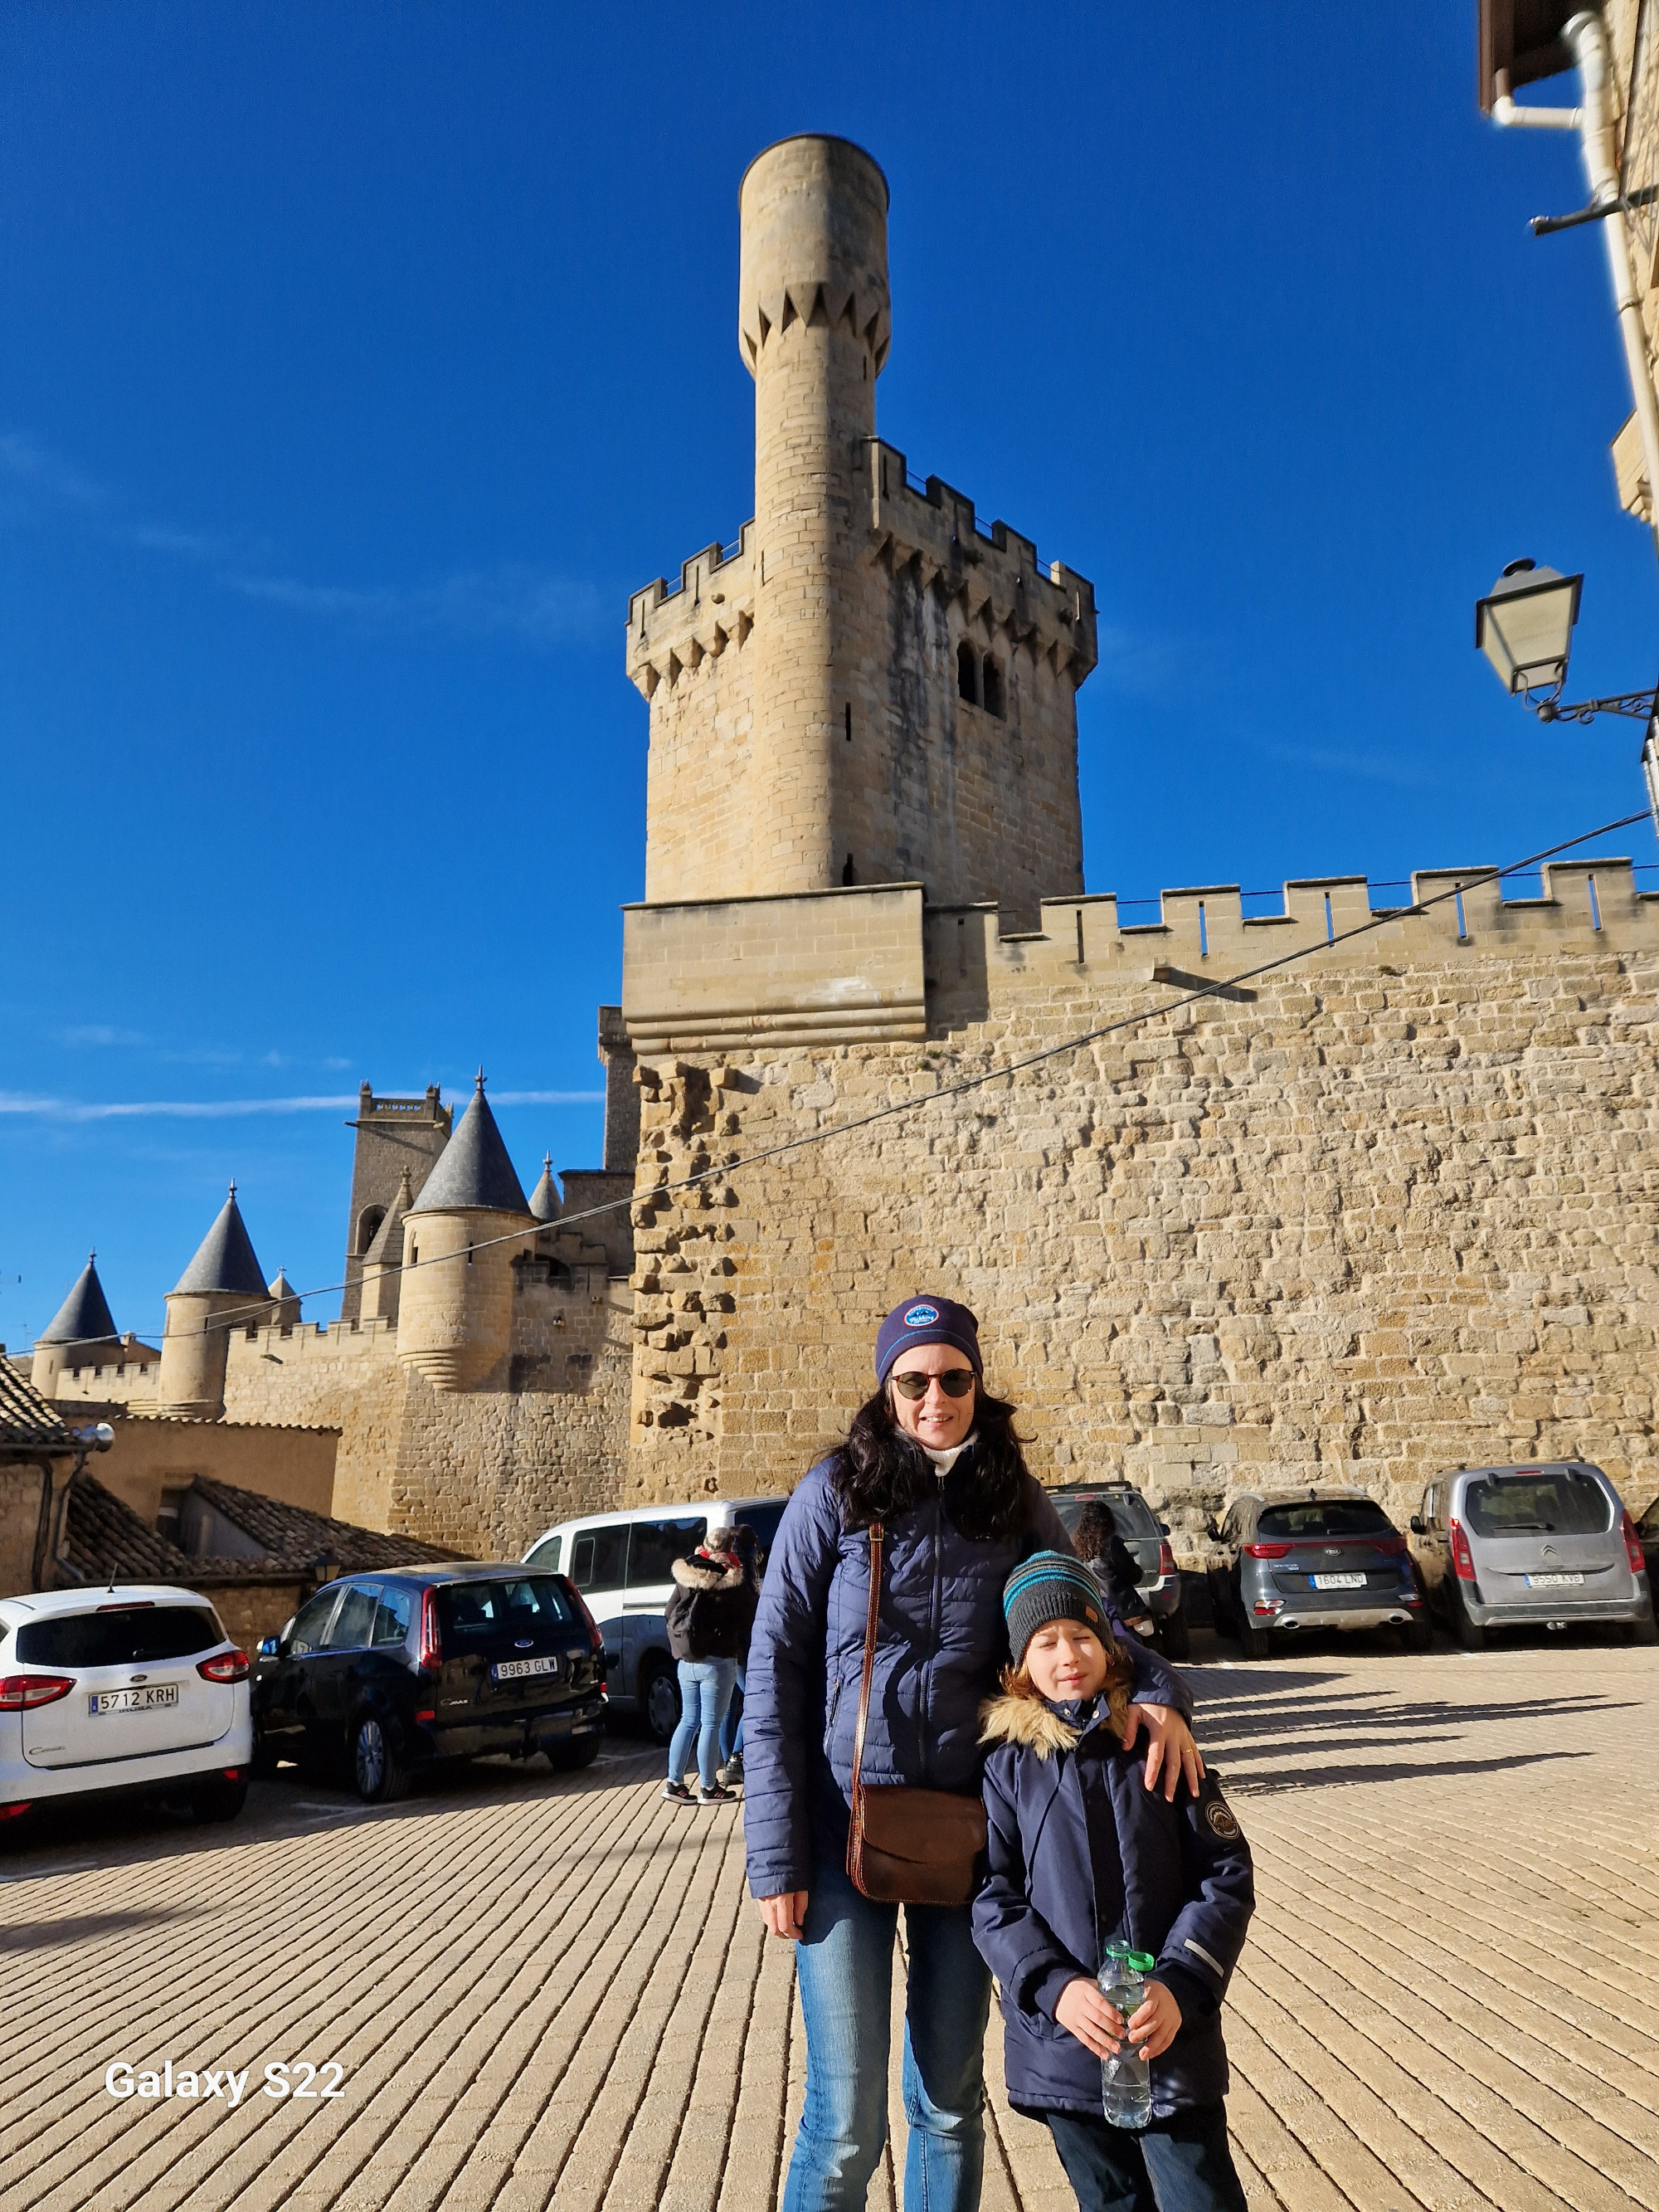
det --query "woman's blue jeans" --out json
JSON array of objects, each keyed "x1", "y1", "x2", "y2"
[
  {"x1": 667, "y1": 1658, "x2": 737, "y2": 1790},
  {"x1": 782, "y1": 1857, "x2": 991, "y2": 2212},
  {"x1": 720, "y1": 1664, "x2": 746, "y2": 1762}
]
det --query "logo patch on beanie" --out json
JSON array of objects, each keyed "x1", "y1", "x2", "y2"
[
  {"x1": 903, "y1": 1303, "x2": 940, "y2": 1327},
  {"x1": 1204, "y1": 1798, "x2": 1241, "y2": 1841}
]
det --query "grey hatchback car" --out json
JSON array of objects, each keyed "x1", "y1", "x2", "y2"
[
  {"x1": 1208, "y1": 1488, "x2": 1428, "y2": 1658},
  {"x1": 1409, "y1": 1461, "x2": 1657, "y2": 1649}
]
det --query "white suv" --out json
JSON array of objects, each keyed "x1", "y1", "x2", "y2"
[{"x1": 0, "y1": 1585, "x2": 254, "y2": 1828}]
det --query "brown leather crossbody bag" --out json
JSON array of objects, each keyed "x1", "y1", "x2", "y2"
[{"x1": 844, "y1": 1520, "x2": 988, "y2": 1907}]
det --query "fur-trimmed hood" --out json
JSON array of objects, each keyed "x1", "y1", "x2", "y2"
[
  {"x1": 672, "y1": 1550, "x2": 745, "y2": 1592},
  {"x1": 978, "y1": 1691, "x2": 1083, "y2": 1758}
]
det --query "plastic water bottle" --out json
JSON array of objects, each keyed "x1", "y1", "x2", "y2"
[{"x1": 1098, "y1": 1941, "x2": 1155, "y2": 2129}]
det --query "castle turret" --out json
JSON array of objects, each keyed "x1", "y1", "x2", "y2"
[
  {"x1": 741, "y1": 134, "x2": 890, "y2": 895},
  {"x1": 32, "y1": 1252, "x2": 120, "y2": 1400},
  {"x1": 528, "y1": 1154, "x2": 562, "y2": 1223},
  {"x1": 359, "y1": 1168, "x2": 413, "y2": 1324},
  {"x1": 156, "y1": 1184, "x2": 269, "y2": 1418},
  {"x1": 267, "y1": 1268, "x2": 302, "y2": 1332},
  {"x1": 397, "y1": 1075, "x2": 533, "y2": 1391}
]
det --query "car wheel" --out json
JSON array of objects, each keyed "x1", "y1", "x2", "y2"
[
  {"x1": 191, "y1": 1777, "x2": 247, "y2": 1823},
  {"x1": 1628, "y1": 1611, "x2": 1659, "y2": 1647},
  {"x1": 547, "y1": 1733, "x2": 602, "y2": 1771},
  {"x1": 353, "y1": 1716, "x2": 409, "y2": 1804},
  {"x1": 1238, "y1": 1620, "x2": 1272, "y2": 1660},
  {"x1": 1156, "y1": 1608, "x2": 1191, "y2": 1662},
  {"x1": 1453, "y1": 1589, "x2": 1486, "y2": 1651},
  {"x1": 640, "y1": 1661, "x2": 682, "y2": 1747}
]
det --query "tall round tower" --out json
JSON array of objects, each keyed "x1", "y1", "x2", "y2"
[
  {"x1": 739, "y1": 134, "x2": 890, "y2": 894},
  {"x1": 397, "y1": 1076, "x2": 533, "y2": 1391},
  {"x1": 156, "y1": 1184, "x2": 270, "y2": 1418}
]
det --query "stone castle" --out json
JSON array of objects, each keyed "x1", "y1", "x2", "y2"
[{"x1": 17, "y1": 132, "x2": 1659, "y2": 1557}]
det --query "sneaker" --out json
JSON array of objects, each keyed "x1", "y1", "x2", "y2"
[
  {"x1": 721, "y1": 1752, "x2": 744, "y2": 1786},
  {"x1": 663, "y1": 1780, "x2": 695, "y2": 1805},
  {"x1": 698, "y1": 1783, "x2": 737, "y2": 1805}
]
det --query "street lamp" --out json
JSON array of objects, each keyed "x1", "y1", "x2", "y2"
[{"x1": 1476, "y1": 558, "x2": 1659, "y2": 832}]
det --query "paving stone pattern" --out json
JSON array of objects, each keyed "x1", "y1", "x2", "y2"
[{"x1": 0, "y1": 1642, "x2": 1653, "y2": 2210}]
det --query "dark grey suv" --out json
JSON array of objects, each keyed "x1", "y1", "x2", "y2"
[{"x1": 1208, "y1": 1489, "x2": 1428, "y2": 1658}]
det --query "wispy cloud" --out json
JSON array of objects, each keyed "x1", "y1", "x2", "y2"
[
  {"x1": 0, "y1": 1088, "x2": 604, "y2": 1123},
  {"x1": 1258, "y1": 738, "x2": 1438, "y2": 791},
  {"x1": 60, "y1": 1024, "x2": 148, "y2": 1049},
  {"x1": 0, "y1": 423, "x2": 607, "y2": 650}
]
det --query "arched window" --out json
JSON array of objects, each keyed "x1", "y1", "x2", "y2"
[
  {"x1": 842, "y1": 853, "x2": 857, "y2": 886},
  {"x1": 357, "y1": 1206, "x2": 386, "y2": 1256},
  {"x1": 982, "y1": 656, "x2": 1005, "y2": 719},
  {"x1": 956, "y1": 641, "x2": 979, "y2": 704}
]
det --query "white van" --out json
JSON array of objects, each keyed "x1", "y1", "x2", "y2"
[{"x1": 523, "y1": 1497, "x2": 788, "y2": 1742}]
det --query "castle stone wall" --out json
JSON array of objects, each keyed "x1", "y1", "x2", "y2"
[{"x1": 624, "y1": 859, "x2": 1659, "y2": 1544}]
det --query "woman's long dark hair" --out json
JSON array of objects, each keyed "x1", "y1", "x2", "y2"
[{"x1": 830, "y1": 1381, "x2": 1033, "y2": 1542}]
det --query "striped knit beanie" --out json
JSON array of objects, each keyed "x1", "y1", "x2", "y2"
[{"x1": 1003, "y1": 1551, "x2": 1109, "y2": 1664}]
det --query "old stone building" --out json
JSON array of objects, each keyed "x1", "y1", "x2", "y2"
[{"x1": 16, "y1": 124, "x2": 1659, "y2": 1561}]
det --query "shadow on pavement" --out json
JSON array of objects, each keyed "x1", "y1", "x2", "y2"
[
  {"x1": 1229, "y1": 1746, "x2": 1597, "y2": 1795},
  {"x1": 0, "y1": 1906, "x2": 196, "y2": 1951}
]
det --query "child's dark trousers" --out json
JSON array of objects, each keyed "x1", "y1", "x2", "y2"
[{"x1": 1044, "y1": 2104, "x2": 1248, "y2": 2212}]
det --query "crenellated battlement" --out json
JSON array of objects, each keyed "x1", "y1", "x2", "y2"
[
  {"x1": 627, "y1": 524, "x2": 755, "y2": 701},
  {"x1": 867, "y1": 441, "x2": 1097, "y2": 685}
]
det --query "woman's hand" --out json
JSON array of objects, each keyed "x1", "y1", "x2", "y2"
[
  {"x1": 1120, "y1": 1702, "x2": 1204, "y2": 1800},
  {"x1": 1054, "y1": 1976, "x2": 1125, "y2": 2058},
  {"x1": 1126, "y1": 1978, "x2": 1182, "y2": 2059},
  {"x1": 758, "y1": 1891, "x2": 809, "y2": 1940}
]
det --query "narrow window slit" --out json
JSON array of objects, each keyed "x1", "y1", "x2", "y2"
[
  {"x1": 1324, "y1": 892, "x2": 1334, "y2": 944},
  {"x1": 1076, "y1": 909, "x2": 1085, "y2": 965},
  {"x1": 1588, "y1": 873, "x2": 1603, "y2": 931},
  {"x1": 1199, "y1": 901, "x2": 1209, "y2": 959},
  {"x1": 1454, "y1": 885, "x2": 1468, "y2": 942}
]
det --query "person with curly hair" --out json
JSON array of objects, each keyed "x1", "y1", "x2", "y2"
[{"x1": 743, "y1": 1296, "x2": 1204, "y2": 2212}]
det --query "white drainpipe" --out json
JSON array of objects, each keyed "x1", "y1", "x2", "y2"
[{"x1": 1494, "y1": 9, "x2": 1659, "y2": 535}]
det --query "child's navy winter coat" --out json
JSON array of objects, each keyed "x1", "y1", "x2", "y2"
[{"x1": 972, "y1": 1684, "x2": 1254, "y2": 2122}]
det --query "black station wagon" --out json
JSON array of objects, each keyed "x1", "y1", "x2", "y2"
[{"x1": 252, "y1": 1564, "x2": 607, "y2": 1801}]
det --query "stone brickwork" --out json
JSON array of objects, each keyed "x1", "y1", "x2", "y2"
[{"x1": 625, "y1": 858, "x2": 1659, "y2": 1543}]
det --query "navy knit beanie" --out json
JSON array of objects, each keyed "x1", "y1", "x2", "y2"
[
  {"x1": 1003, "y1": 1552, "x2": 1111, "y2": 1665},
  {"x1": 874, "y1": 1297, "x2": 983, "y2": 1386}
]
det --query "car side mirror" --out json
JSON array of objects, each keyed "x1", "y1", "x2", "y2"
[
  {"x1": 1408, "y1": 1516, "x2": 1425, "y2": 1537},
  {"x1": 258, "y1": 1635, "x2": 280, "y2": 1659}
]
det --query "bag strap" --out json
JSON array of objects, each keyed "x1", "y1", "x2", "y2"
[{"x1": 849, "y1": 1521, "x2": 883, "y2": 1809}]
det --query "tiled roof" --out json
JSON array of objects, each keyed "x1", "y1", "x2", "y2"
[
  {"x1": 410, "y1": 1077, "x2": 530, "y2": 1217},
  {"x1": 0, "y1": 1364, "x2": 77, "y2": 1456},
  {"x1": 173, "y1": 1185, "x2": 269, "y2": 1298},
  {"x1": 56, "y1": 1472, "x2": 472, "y2": 1589},
  {"x1": 37, "y1": 1254, "x2": 119, "y2": 1348}
]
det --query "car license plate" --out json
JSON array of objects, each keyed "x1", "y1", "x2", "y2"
[
  {"x1": 90, "y1": 1685, "x2": 179, "y2": 1714},
  {"x1": 492, "y1": 1657, "x2": 559, "y2": 1681},
  {"x1": 1311, "y1": 1573, "x2": 1367, "y2": 1591},
  {"x1": 1525, "y1": 1571, "x2": 1585, "y2": 1588}
]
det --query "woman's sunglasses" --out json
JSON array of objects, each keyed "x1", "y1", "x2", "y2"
[{"x1": 890, "y1": 1369, "x2": 976, "y2": 1401}]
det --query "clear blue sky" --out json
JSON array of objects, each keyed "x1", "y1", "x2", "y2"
[{"x1": 2, "y1": 3, "x2": 1651, "y2": 1347}]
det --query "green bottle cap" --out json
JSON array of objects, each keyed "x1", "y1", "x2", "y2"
[{"x1": 1100, "y1": 1941, "x2": 1156, "y2": 1976}]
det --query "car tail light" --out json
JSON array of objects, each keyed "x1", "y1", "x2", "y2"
[
  {"x1": 1621, "y1": 1509, "x2": 1646, "y2": 1574},
  {"x1": 1157, "y1": 1542, "x2": 1176, "y2": 1577},
  {"x1": 197, "y1": 1649, "x2": 251, "y2": 1683},
  {"x1": 417, "y1": 1587, "x2": 443, "y2": 1674},
  {"x1": 1243, "y1": 1542, "x2": 1292, "y2": 1559},
  {"x1": 1449, "y1": 1519, "x2": 1477, "y2": 1582},
  {"x1": 221, "y1": 1767, "x2": 246, "y2": 1782},
  {"x1": 414, "y1": 1708, "x2": 435, "y2": 1724},
  {"x1": 0, "y1": 1802, "x2": 31, "y2": 1821},
  {"x1": 1373, "y1": 1533, "x2": 1408, "y2": 1557},
  {"x1": 0, "y1": 1674, "x2": 75, "y2": 1710}
]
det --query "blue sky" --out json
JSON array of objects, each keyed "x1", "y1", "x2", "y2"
[{"x1": 2, "y1": 3, "x2": 1652, "y2": 1347}]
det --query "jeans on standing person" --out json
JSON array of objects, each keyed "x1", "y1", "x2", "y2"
[
  {"x1": 781, "y1": 1857, "x2": 991, "y2": 2212},
  {"x1": 720, "y1": 1664, "x2": 746, "y2": 1764},
  {"x1": 668, "y1": 1657, "x2": 737, "y2": 1790},
  {"x1": 1045, "y1": 2107, "x2": 1248, "y2": 2212}
]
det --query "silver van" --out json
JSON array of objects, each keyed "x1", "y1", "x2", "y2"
[
  {"x1": 522, "y1": 1497, "x2": 788, "y2": 1742},
  {"x1": 1410, "y1": 1461, "x2": 1657, "y2": 1649}
]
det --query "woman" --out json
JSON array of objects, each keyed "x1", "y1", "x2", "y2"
[
  {"x1": 718, "y1": 1521, "x2": 762, "y2": 1789},
  {"x1": 664, "y1": 1510, "x2": 755, "y2": 1807},
  {"x1": 744, "y1": 1296, "x2": 1202, "y2": 2212}
]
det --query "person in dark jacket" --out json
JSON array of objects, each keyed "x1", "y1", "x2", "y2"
[
  {"x1": 718, "y1": 1521, "x2": 763, "y2": 1788},
  {"x1": 974, "y1": 1553, "x2": 1254, "y2": 2212},
  {"x1": 664, "y1": 1508, "x2": 757, "y2": 1806},
  {"x1": 1073, "y1": 1501, "x2": 1155, "y2": 1643},
  {"x1": 744, "y1": 1296, "x2": 1204, "y2": 2212}
]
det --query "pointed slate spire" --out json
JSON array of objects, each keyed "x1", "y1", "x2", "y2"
[
  {"x1": 267, "y1": 1268, "x2": 302, "y2": 1328},
  {"x1": 38, "y1": 1252, "x2": 119, "y2": 1349},
  {"x1": 408, "y1": 1074, "x2": 530, "y2": 1216},
  {"x1": 528, "y1": 1152, "x2": 562, "y2": 1223},
  {"x1": 172, "y1": 1182, "x2": 270, "y2": 1298}
]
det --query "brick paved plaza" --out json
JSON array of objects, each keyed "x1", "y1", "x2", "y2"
[{"x1": 2, "y1": 1635, "x2": 1655, "y2": 2212}]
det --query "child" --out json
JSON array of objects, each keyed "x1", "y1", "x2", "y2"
[{"x1": 972, "y1": 1552, "x2": 1253, "y2": 2212}]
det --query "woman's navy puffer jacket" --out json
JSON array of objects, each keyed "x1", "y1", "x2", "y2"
[{"x1": 742, "y1": 1447, "x2": 1192, "y2": 1902}]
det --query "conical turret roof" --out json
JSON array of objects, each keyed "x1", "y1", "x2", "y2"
[
  {"x1": 362, "y1": 1171, "x2": 413, "y2": 1265},
  {"x1": 268, "y1": 1267, "x2": 298, "y2": 1300},
  {"x1": 172, "y1": 1183, "x2": 269, "y2": 1298},
  {"x1": 409, "y1": 1074, "x2": 530, "y2": 1217},
  {"x1": 528, "y1": 1153, "x2": 562, "y2": 1223},
  {"x1": 38, "y1": 1253, "x2": 119, "y2": 1347}
]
